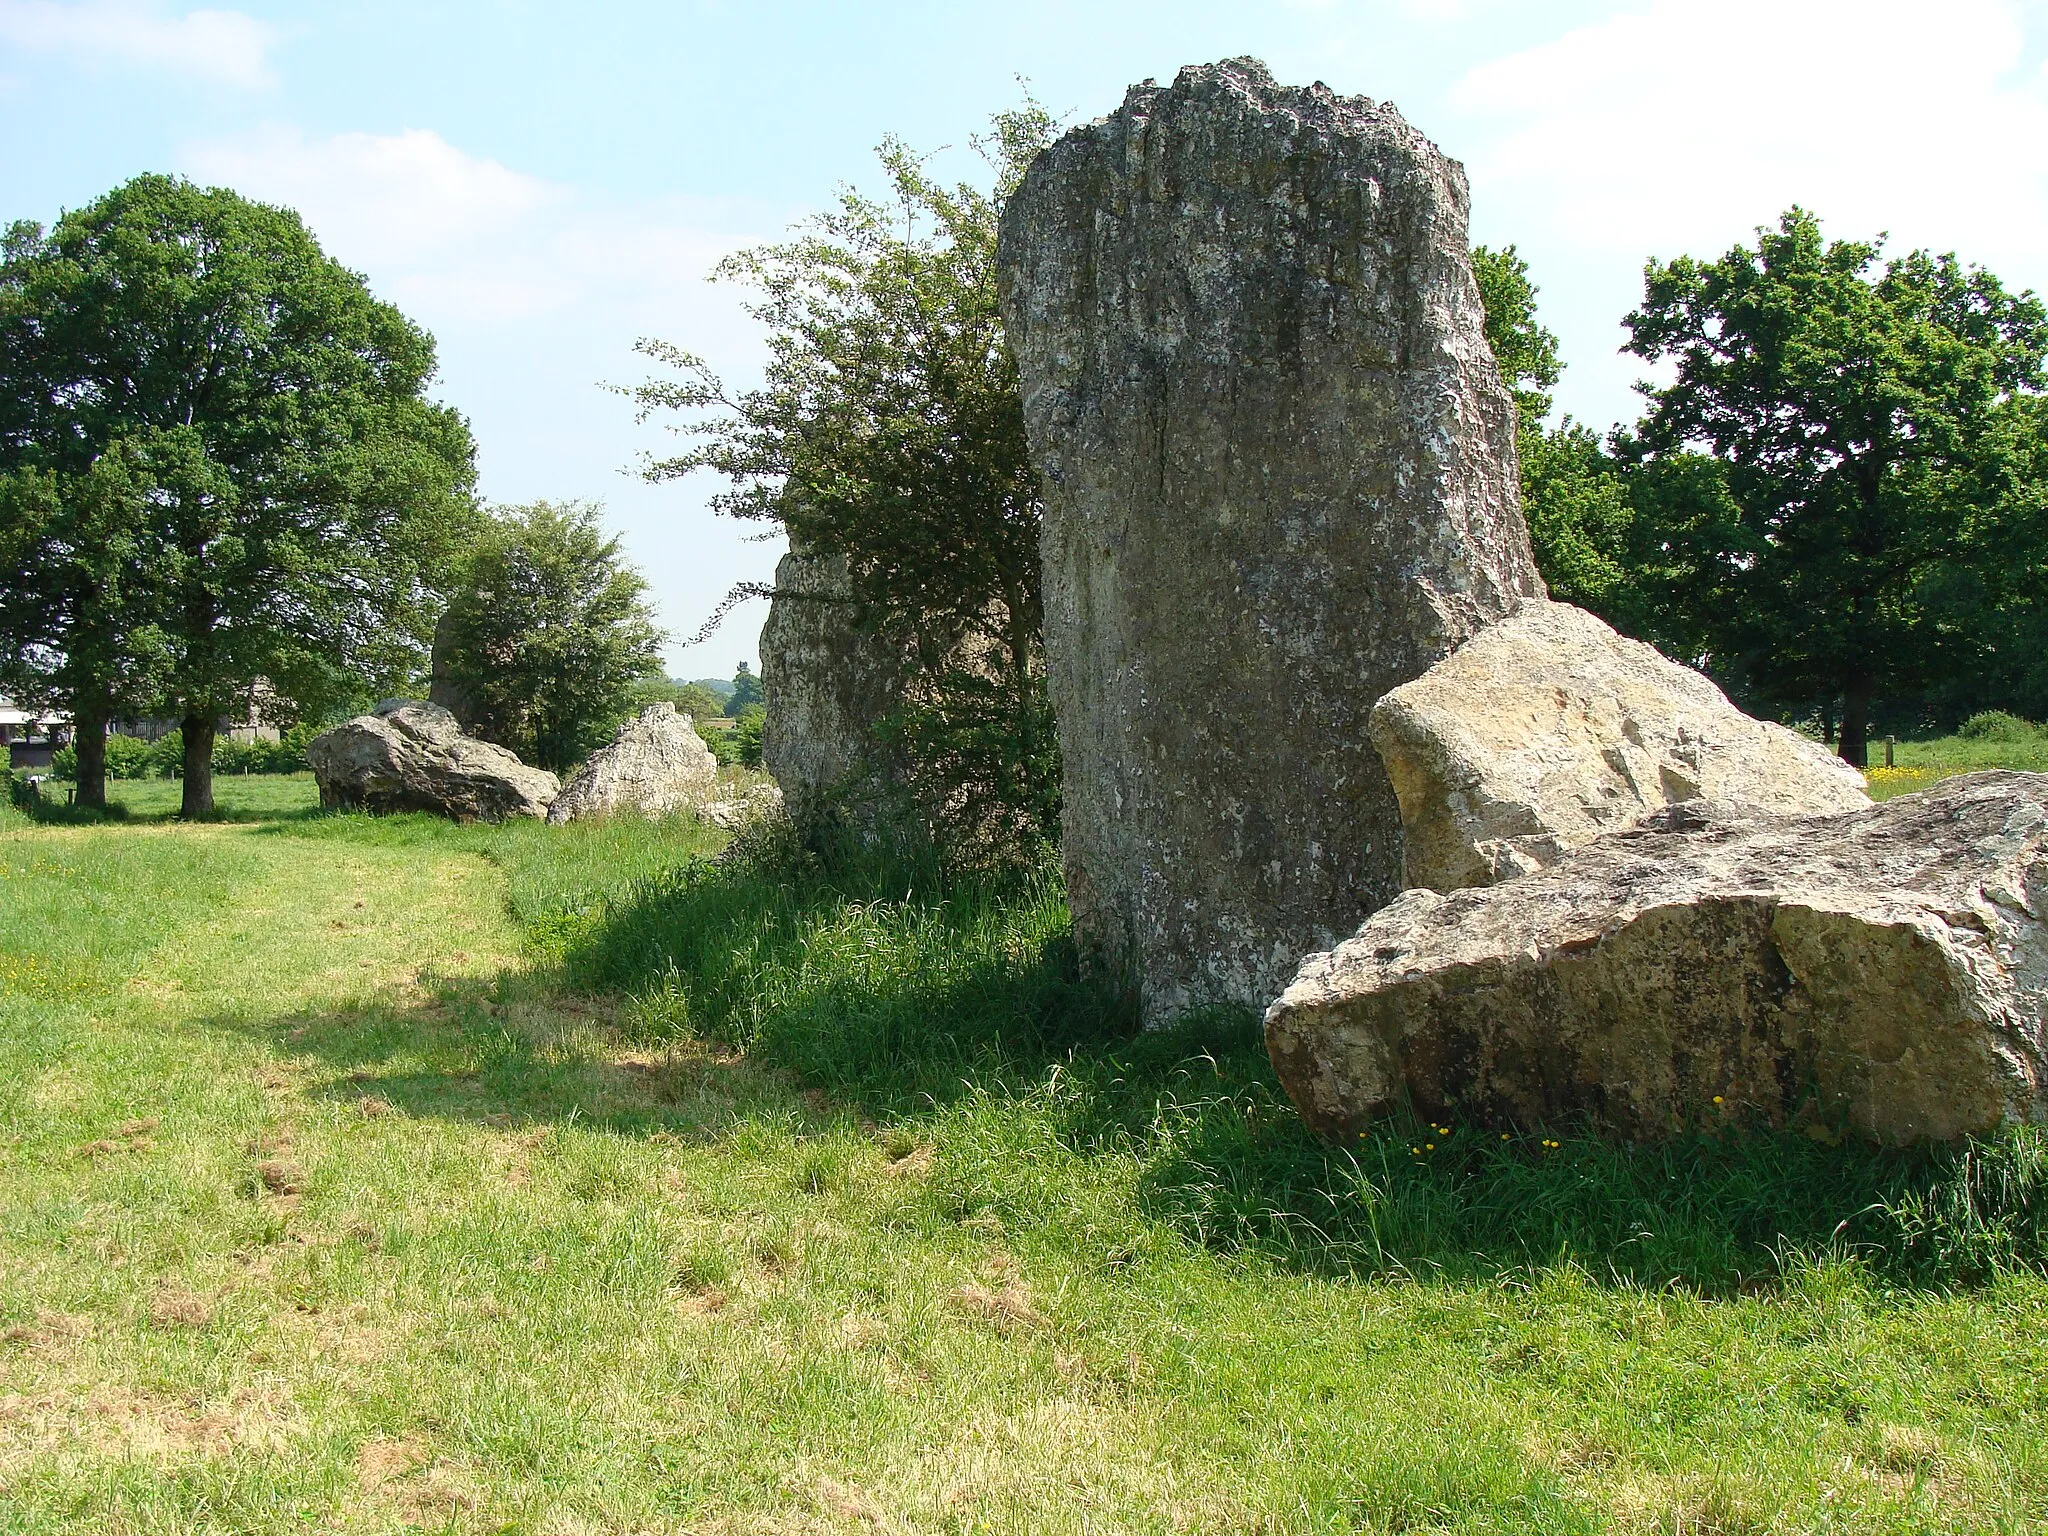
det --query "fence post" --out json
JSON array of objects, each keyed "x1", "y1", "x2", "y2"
[{"x1": 1884, "y1": 735, "x2": 1895, "y2": 769}]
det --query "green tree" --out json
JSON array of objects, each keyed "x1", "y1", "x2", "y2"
[
  {"x1": 624, "y1": 106, "x2": 1060, "y2": 859},
  {"x1": 724, "y1": 662, "x2": 763, "y2": 716},
  {"x1": 731, "y1": 701, "x2": 765, "y2": 768},
  {"x1": 435, "y1": 501, "x2": 664, "y2": 773},
  {"x1": 0, "y1": 174, "x2": 479, "y2": 816},
  {"x1": 1624, "y1": 208, "x2": 2048, "y2": 764},
  {"x1": 1471, "y1": 243, "x2": 1560, "y2": 425},
  {"x1": 1470, "y1": 245, "x2": 1638, "y2": 619},
  {"x1": 0, "y1": 441, "x2": 174, "y2": 806},
  {"x1": 632, "y1": 673, "x2": 726, "y2": 724}
]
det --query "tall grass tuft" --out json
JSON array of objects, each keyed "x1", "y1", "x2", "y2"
[{"x1": 550, "y1": 823, "x2": 2048, "y2": 1293}]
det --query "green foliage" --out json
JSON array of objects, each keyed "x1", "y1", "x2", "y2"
[
  {"x1": 1470, "y1": 245, "x2": 1562, "y2": 423},
  {"x1": 731, "y1": 702, "x2": 764, "y2": 768},
  {"x1": 1517, "y1": 420, "x2": 1637, "y2": 617},
  {"x1": 627, "y1": 106, "x2": 1061, "y2": 859},
  {"x1": 53, "y1": 724, "x2": 317, "y2": 782},
  {"x1": 672, "y1": 682, "x2": 727, "y2": 722},
  {"x1": 1959, "y1": 709, "x2": 2045, "y2": 742},
  {"x1": 1624, "y1": 207, "x2": 2048, "y2": 764},
  {"x1": 434, "y1": 500, "x2": 664, "y2": 773},
  {"x1": 631, "y1": 674, "x2": 727, "y2": 725},
  {"x1": 723, "y1": 661, "x2": 762, "y2": 716},
  {"x1": 1470, "y1": 245, "x2": 1646, "y2": 623},
  {"x1": 0, "y1": 174, "x2": 480, "y2": 814}
]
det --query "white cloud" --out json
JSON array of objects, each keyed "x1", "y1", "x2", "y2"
[
  {"x1": 186, "y1": 127, "x2": 563, "y2": 289},
  {"x1": 0, "y1": 0, "x2": 274, "y2": 87},
  {"x1": 180, "y1": 126, "x2": 789, "y2": 671},
  {"x1": 1451, "y1": 0, "x2": 2048, "y2": 261},
  {"x1": 1436, "y1": 0, "x2": 2048, "y2": 430}
]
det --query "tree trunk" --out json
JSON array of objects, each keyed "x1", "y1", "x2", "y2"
[
  {"x1": 180, "y1": 712, "x2": 216, "y2": 819},
  {"x1": 1838, "y1": 677, "x2": 1872, "y2": 768},
  {"x1": 72, "y1": 700, "x2": 109, "y2": 810}
]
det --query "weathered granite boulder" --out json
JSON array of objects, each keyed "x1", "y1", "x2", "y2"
[
  {"x1": 546, "y1": 703, "x2": 718, "y2": 824},
  {"x1": 1264, "y1": 773, "x2": 2048, "y2": 1145},
  {"x1": 998, "y1": 58, "x2": 1544, "y2": 1022},
  {"x1": 758, "y1": 544, "x2": 912, "y2": 843},
  {"x1": 309, "y1": 701, "x2": 558, "y2": 822},
  {"x1": 1371, "y1": 599, "x2": 1872, "y2": 891}
]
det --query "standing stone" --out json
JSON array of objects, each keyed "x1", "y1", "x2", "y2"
[
  {"x1": 997, "y1": 58, "x2": 1544, "y2": 1022},
  {"x1": 758, "y1": 543, "x2": 911, "y2": 843},
  {"x1": 425, "y1": 607, "x2": 476, "y2": 730},
  {"x1": 546, "y1": 703, "x2": 719, "y2": 824}
]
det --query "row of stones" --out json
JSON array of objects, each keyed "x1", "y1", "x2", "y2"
[{"x1": 765, "y1": 58, "x2": 2048, "y2": 1145}]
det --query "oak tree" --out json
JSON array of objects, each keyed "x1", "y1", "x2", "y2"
[
  {"x1": 1624, "y1": 208, "x2": 2048, "y2": 763},
  {"x1": 434, "y1": 500, "x2": 664, "y2": 774},
  {"x1": 0, "y1": 174, "x2": 478, "y2": 815}
]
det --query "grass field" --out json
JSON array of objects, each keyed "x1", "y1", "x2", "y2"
[{"x1": 4, "y1": 767, "x2": 2048, "y2": 1532}]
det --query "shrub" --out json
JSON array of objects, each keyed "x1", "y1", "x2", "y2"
[
  {"x1": 732, "y1": 704, "x2": 765, "y2": 769},
  {"x1": 51, "y1": 725, "x2": 316, "y2": 782},
  {"x1": 1959, "y1": 710, "x2": 2043, "y2": 743},
  {"x1": 145, "y1": 730, "x2": 184, "y2": 777},
  {"x1": 105, "y1": 734, "x2": 154, "y2": 778}
]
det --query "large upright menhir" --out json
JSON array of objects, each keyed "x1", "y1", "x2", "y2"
[{"x1": 997, "y1": 58, "x2": 1544, "y2": 1023}]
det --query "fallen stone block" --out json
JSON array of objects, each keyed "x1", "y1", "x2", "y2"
[
  {"x1": 1370, "y1": 599, "x2": 1871, "y2": 891},
  {"x1": 309, "y1": 700, "x2": 558, "y2": 822},
  {"x1": 1264, "y1": 773, "x2": 2048, "y2": 1145}
]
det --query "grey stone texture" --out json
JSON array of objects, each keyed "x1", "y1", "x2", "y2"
[
  {"x1": 1371, "y1": 599, "x2": 1873, "y2": 892},
  {"x1": 546, "y1": 703, "x2": 719, "y2": 824},
  {"x1": 425, "y1": 607, "x2": 476, "y2": 730},
  {"x1": 997, "y1": 58, "x2": 1544, "y2": 1022},
  {"x1": 701, "y1": 780, "x2": 787, "y2": 831},
  {"x1": 758, "y1": 544, "x2": 911, "y2": 842},
  {"x1": 1265, "y1": 774, "x2": 2048, "y2": 1146},
  {"x1": 309, "y1": 700, "x2": 559, "y2": 822}
]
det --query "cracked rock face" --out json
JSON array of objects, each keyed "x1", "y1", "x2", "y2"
[
  {"x1": 309, "y1": 701, "x2": 559, "y2": 822},
  {"x1": 1370, "y1": 599, "x2": 1873, "y2": 891},
  {"x1": 546, "y1": 703, "x2": 719, "y2": 824},
  {"x1": 1264, "y1": 773, "x2": 2048, "y2": 1145},
  {"x1": 997, "y1": 57, "x2": 1543, "y2": 1023}
]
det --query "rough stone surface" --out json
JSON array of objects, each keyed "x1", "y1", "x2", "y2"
[
  {"x1": 425, "y1": 607, "x2": 476, "y2": 730},
  {"x1": 758, "y1": 544, "x2": 911, "y2": 841},
  {"x1": 546, "y1": 703, "x2": 719, "y2": 824},
  {"x1": 1264, "y1": 773, "x2": 2048, "y2": 1145},
  {"x1": 1371, "y1": 599, "x2": 1873, "y2": 892},
  {"x1": 700, "y1": 781, "x2": 786, "y2": 830},
  {"x1": 997, "y1": 58, "x2": 1544, "y2": 1023},
  {"x1": 309, "y1": 700, "x2": 558, "y2": 822}
]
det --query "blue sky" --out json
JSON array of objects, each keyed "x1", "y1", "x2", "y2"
[{"x1": 6, "y1": 0, "x2": 2048, "y2": 675}]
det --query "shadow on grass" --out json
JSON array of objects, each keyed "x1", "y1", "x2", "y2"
[
  {"x1": 517, "y1": 829, "x2": 2048, "y2": 1296},
  {"x1": 9, "y1": 776, "x2": 328, "y2": 827},
  {"x1": 216, "y1": 969, "x2": 818, "y2": 1152}
]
